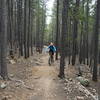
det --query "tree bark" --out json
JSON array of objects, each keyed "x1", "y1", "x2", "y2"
[
  {"x1": 92, "y1": 0, "x2": 100, "y2": 81},
  {"x1": 55, "y1": 0, "x2": 59, "y2": 60},
  {"x1": 59, "y1": 0, "x2": 69, "y2": 78},
  {"x1": 0, "y1": 0, "x2": 8, "y2": 79},
  {"x1": 72, "y1": 0, "x2": 80, "y2": 65}
]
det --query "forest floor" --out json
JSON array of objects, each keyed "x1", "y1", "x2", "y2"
[{"x1": 0, "y1": 53, "x2": 100, "y2": 100}]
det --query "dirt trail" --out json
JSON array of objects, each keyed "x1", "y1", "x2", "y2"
[
  {"x1": 0, "y1": 54, "x2": 68, "y2": 100},
  {"x1": 1, "y1": 54, "x2": 99, "y2": 100},
  {"x1": 28, "y1": 55, "x2": 67, "y2": 100}
]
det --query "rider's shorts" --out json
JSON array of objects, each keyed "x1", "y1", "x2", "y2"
[{"x1": 49, "y1": 50, "x2": 54, "y2": 55}]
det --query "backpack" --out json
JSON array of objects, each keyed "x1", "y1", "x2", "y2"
[{"x1": 49, "y1": 46, "x2": 56, "y2": 52}]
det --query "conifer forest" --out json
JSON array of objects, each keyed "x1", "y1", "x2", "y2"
[{"x1": 0, "y1": 0, "x2": 100, "y2": 100}]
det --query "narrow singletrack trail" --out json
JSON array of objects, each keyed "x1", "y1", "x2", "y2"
[
  {"x1": 28, "y1": 54, "x2": 68, "y2": 100},
  {"x1": 1, "y1": 54, "x2": 98, "y2": 100}
]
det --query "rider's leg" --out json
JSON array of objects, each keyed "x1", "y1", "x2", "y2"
[
  {"x1": 52, "y1": 51, "x2": 54, "y2": 62},
  {"x1": 49, "y1": 51, "x2": 52, "y2": 65}
]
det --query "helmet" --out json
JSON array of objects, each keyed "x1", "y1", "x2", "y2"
[{"x1": 50, "y1": 42, "x2": 53, "y2": 45}]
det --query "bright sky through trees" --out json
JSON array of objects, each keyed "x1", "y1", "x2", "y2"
[
  {"x1": 45, "y1": 0, "x2": 96, "y2": 24},
  {"x1": 46, "y1": 0, "x2": 55, "y2": 24}
]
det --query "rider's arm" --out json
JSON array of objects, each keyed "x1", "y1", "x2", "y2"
[
  {"x1": 47, "y1": 46, "x2": 50, "y2": 50},
  {"x1": 46, "y1": 46, "x2": 50, "y2": 52}
]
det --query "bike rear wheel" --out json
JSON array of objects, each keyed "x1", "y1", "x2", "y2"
[
  {"x1": 48, "y1": 57, "x2": 51, "y2": 66},
  {"x1": 48, "y1": 55, "x2": 54, "y2": 66}
]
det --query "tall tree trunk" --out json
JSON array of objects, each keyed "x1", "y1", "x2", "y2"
[
  {"x1": 17, "y1": 0, "x2": 23, "y2": 56},
  {"x1": 8, "y1": 0, "x2": 14, "y2": 57},
  {"x1": 79, "y1": 0, "x2": 84, "y2": 64},
  {"x1": 40, "y1": 3, "x2": 46, "y2": 53},
  {"x1": 0, "y1": 0, "x2": 8, "y2": 79},
  {"x1": 92, "y1": 0, "x2": 100, "y2": 81},
  {"x1": 86, "y1": 0, "x2": 89, "y2": 65},
  {"x1": 79, "y1": 25, "x2": 83, "y2": 64},
  {"x1": 58, "y1": 0, "x2": 69, "y2": 78},
  {"x1": 24, "y1": 0, "x2": 27, "y2": 58},
  {"x1": 72, "y1": 0, "x2": 80, "y2": 65},
  {"x1": 27, "y1": 0, "x2": 31, "y2": 57},
  {"x1": 55, "y1": 0, "x2": 59, "y2": 60},
  {"x1": 36, "y1": 0, "x2": 40, "y2": 52}
]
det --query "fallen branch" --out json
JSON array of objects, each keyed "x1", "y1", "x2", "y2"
[{"x1": 9, "y1": 78, "x2": 34, "y2": 90}]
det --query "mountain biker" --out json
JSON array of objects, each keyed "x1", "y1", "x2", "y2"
[{"x1": 47, "y1": 42, "x2": 56, "y2": 62}]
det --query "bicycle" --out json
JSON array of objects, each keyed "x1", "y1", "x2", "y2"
[{"x1": 48, "y1": 51, "x2": 54, "y2": 66}]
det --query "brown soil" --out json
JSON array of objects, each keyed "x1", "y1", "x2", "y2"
[{"x1": 0, "y1": 53, "x2": 99, "y2": 100}]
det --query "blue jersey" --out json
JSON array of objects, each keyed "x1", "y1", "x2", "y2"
[{"x1": 48, "y1": 45, "x2": 56, "y2": 52}]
